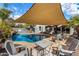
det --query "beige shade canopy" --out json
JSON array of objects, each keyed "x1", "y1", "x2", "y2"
[{"x1": 15, "y1": 3, "x2": 68, "y2": 25}]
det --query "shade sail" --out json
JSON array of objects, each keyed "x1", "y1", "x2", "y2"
[{"x1": 15, "y1": 3, "x2": 68, "y2": 25}]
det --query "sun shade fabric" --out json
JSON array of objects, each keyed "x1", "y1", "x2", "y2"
[{"x1": 15, "y1": 3, "x2": 68, "y2": 25}]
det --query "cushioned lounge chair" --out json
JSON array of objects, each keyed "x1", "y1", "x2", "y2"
[
  {"x1": 4, "y1": 40, "x2": 28, "y2": 56},
  {"x1": 59, "y1": 38, "x2": 79, "y2": 56}
]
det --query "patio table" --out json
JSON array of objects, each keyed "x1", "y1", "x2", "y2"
[
  {"x1": 35, "y1": 38, "x2": 52, "y2": 48},
  {"x1": 14, "y1": 42, "x2": 36, "y2": 56},
  {"x1": 35, "y1": 38, "x2": 53, "y2": 55}
]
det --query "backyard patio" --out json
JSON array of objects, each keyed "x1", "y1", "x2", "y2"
[{"x1": 0, "y1": 3, "x2": 79, "y2": 56}]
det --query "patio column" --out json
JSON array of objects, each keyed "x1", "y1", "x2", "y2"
[{"x1": 70, "y1": 27, "x2": 74, "y2": 35}]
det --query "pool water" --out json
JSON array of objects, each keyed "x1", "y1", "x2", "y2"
[{"x1": 12, "y1": 34, "x2": 46, "y2": 43}]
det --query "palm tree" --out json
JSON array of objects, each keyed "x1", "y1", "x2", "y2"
[
  {"x1": 0, "y1": 3, "x2": 12, "y2": 27},
  {"x1": 69, "y1": 15, "x2": 79, "y2": 27},
  {"x1": 0, "y1": 4, "x2": 12, "y2": 40},
  {"x1": 68, "y1": 15, "x2": 79, "y2": 35},
  {"x1": 0, "y1": 8, "x2": 12, "y2": 28},
  {"x1": 5, "y1": 18, "x2": 15, "y2": 27}
]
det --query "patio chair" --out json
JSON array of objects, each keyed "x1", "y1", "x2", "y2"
[
  {"x1": 34, "y1": 45, "x2": 44, "y2": 56},
  {"x1": 59, "y1": 38, "x2": 79, "y2": 56},
  {"x1": 4, "y1": 40, "x2": 28, "y2": 56},
  {"x1": 62, "y1": 36, "x2": 74, "y2": 47}
]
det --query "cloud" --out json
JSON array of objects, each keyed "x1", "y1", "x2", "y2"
[
  {"x1": 61, "y1": 3, "x2": 72, "y2": 11},
  {"x1": 7, "y1": 6, "x2": 18, "y2": 11},
  {"x1": 69, "y1": 4, "x2": 79, "y2": 15},
  {"x1": 13, "y1": 7, "x2": 18, "y2": 11},
  {"x1": 14, "y1": 14, "x2": 22, "y2": 19},
  {"x1": 9, "y1": 6, "x2": 23, "y2": 20},
  {"x1": 61, "y1": 3, "x2": 79, "y2": 16},
  {"x1": 8, "y1": 6, "x2": 26, "y2": 20},
  {"x1": 10, "y1": 14, "x2": 22, "y2": 20}
]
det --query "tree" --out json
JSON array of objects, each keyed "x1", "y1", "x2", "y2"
[
  {"x1": 68, "y1": 15, "x2": 79, "y2": 27},
  {"x1": 0, "y1": 8, "x2": 12, "y2": 30},
  {"x1": 5, "y1": 18, "x2": 15, "y2": 27},
  {"x1": 68, "y1": 15, "x2": 79, "y2": 35},
  {"x1": 0, "y1": 8, "x2": 12, "y2": 20},
  {"x1": 0, "y1": 4, "x2": 12, "y2": 39}
]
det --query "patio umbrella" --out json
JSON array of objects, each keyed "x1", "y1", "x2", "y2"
[{"x1": 15, "y1": 3, "x2": 68, "y2": 25}]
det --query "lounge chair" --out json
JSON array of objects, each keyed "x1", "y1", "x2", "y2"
[
  {"x1": 4, "y1": 40, "x2": 28, "y2": 56},
  {"x1": 59, "y1": 38, "x2": 79, "y2": 56}
]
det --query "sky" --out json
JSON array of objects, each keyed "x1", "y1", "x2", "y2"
[
  {"x1": 61, "y1": 3, "x2": 79, "y2": 20},
  {"x1": 0, "y1": 3, "x2": 33, "y2": 19},
  {"x1": 0, "y1": 3, "x2": 79, "y2": 20}
]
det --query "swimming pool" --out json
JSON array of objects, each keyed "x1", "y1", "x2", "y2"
[{"x1": 12, "y1": 34, "x2": 47, "y2": 43}]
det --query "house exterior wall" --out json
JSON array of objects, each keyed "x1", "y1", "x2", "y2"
[{"x1": 34, "y1": 25, "x2": 46, "y2": 33}]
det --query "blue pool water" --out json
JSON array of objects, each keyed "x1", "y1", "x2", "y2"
[{"x1": 12, "y1": 34, "x2": 46, "y2": 42}]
